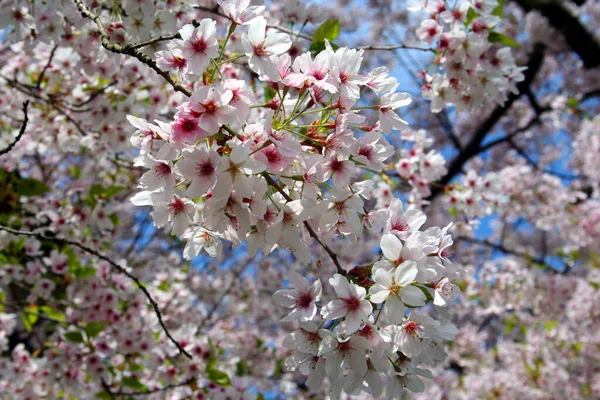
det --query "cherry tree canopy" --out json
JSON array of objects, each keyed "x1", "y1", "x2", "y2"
[{"x1": 0, "y1": 0, "x2": 598, "y2": 399}]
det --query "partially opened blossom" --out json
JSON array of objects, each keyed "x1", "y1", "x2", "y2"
[
  {"x1": 217, "y1": 0, "x2": 264, "y2": 25},
  {"x1": 379, "y1": 92, "x2": 412, "y2": 133}
]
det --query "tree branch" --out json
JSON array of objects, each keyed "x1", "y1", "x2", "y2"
[
  {"x1": 261, "y1": 173, "x2": 346, "y2": 275},
  {"x1": 0, "y1": 100, "x2": 30, "y2": 156},
  {"x1": 36, "y1": 45, "x2": 58, "y2": 89},
  {"x1": 73, "y1": 0, "x2": 192, "y2": 97},
  {"x1": 428, "y1": 45, "x2": 546, "y2": 201},
  {"x1": 0, "y1": 225, "x2": 192, "y2": 359},
  {"x1": 513, "y1": 0, "x2": 600, "y2": 68}
]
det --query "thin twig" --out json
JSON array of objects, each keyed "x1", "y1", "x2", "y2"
[
  {"x1": 0, "y1": 100, "x2": 30, "y2": 156},
  {"x1": 114, "y1": 378, "x2": 194, "y2": 397},
  {"x1": 0, "y1": 225, "x2": 192, "y2": 359},
  {"x1": 358, "y1": 44, "x2": 433, "y2": 52},
  {"x1": 73, "y1": 0, "x2": 192, "y2": 97},
  {"x1": 36, "y1": 45, "x2": 59, "y2": 89},
  {"x1": 261, "y1": 173, "x2": 345, "y2": 275}
]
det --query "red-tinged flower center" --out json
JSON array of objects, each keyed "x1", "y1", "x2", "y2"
[
  {"x1": 427, "y1": 27, "x2": 438, "y2": 37},
  {"x1": 359, "y1": 324, "x2": 374, "y2": 339},
  {"x1": 334, "y1": 201, "x2": 346, "y2": 214},
  {"x1": 154, "y1": 162, "x2": 171, "y2": 177},
  {"x1": 253, "y1": 44, "x2": 269, "y2": 57},
  {"x1": 357, "y1": 146, "x2": 373, "y2": 160},
  {"x1": 202, "y1": 100, "x2": 217, "y2": 114},
  {"x1": 337, "y1": 340, "x2": 352, "y2": 353},
  {"x1": 343, "y1": 296, "x2": 361, "y2": 312},
  {"x1": 264, "y1": 147, "x2": 282, "y2": 164},
  {"x1": 329, "y1": 159, "x2": 345, "y2": 172},
  {"x1": 191, "y1": 39, "x2": 208, "y2": 54},
  {"x1": 182, "y1": 118, "x2": 198, "y2": 132},
  {"x1": 173, "y1": 56, "x2": 187, "y2": 69},
  {"x1": 312, "y1": 70, "x2": 326, "y2": 80},
  {"x1": 440, "y1": 247, "x2": 452, "y2": 258},
  {"x1": 196, "y1": 161, "x2": 215, "y2": 177},
  {"x1": 391, "y1": 220, "x2": 409, "y2": 232},
  {"x1": 295, "y1": 292, "x2": 313, "y2": 309},
  {"x1": 169, "y1": 198, "x2": 186, "y2": 215},
  {"x1": 403, "y1": 321, "x2": 421, "y2": 337},
  {"x1": 339, "y1": 72, "x2": 350, "y2": 83},
  {"x1": 13, "y1": 10, "x2": 24, "y2": 21}
]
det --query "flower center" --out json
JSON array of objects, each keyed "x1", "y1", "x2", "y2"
[
  {"x1": 295, "y1": 292, "x2": 313, "y2": 309},
  {"x1": 343, "y1": 296, "x2": 360, "y2": 312}
]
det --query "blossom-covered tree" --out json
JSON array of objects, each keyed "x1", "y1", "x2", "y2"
[{"x1": 0, "y1": 0, "x2": 598, "y2": 399}]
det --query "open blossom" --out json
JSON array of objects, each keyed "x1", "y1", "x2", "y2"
[
  {"x1": 386, "y1": 198, "x2": 426, "y2": 240},
  {"x1": 273, "y1": 272, "x2": 322, "y2": 322},
  {"x1": 190, "y1": 84, "x2": 236, "y2": 134},
  {"x1": 416, "y1": 19, "x2": 442, "y2": 44},
  {"x1": 175, "y1": 147, "x2": 219, "y2": 198},
  {"x1": 370, "y1": 261, "x2": 426, "y2": 324},
  {"x1": 135, "y1": 154, "x2": 176, "y2": 191},
  {"x1": 242, "y1": 16, "x2": 292, "y2": 81},
  {"x1": 321, "y1": 274, "x2": 372, "y2": 334},
  {"x1": 178, "y1": 19, "x2": 219, "y2": 75}
]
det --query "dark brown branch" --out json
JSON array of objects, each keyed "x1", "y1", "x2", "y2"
[
  {"x1": 457, "y1": 236, "x2": 570, "y2": 273},
  {"x1": 0, "y1": 100, "x2": 30, "y2": 156},
  {"x1": 0, "y1": 225, "x2": 192, "y2": 359},
  {"x1": 73, "y1": 0, "x2": 192, "y2": 97},
  {"x1": 36, "y1": 45, "x2": 59, "y2": 89},
  {"x1": 513, "y1": 0, "x2": 600, "y2": 68}
]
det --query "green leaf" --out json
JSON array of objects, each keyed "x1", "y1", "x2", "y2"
[
  {"x1": 21, "y1": 304, "x2": 39, "y2": 332},
  {"x1": 64, "y1": 331, "x2": 84, "y2": 343},
  {"x1": 492, "y1": 0, "x2": 504, "y2": 17},
  {"x1": 122, "y1": 377, "x2": 149, "y2": 392},
  {"x1": 264, "y1": 86, "x2": 276, "y2": 103},
  {"x1": 310, "y1": 19, "x2": 340, "y2": 52},
  {"x1": 68, "y1": 166, "x2": 81, "y2": 179},
  {"x1": 102, "y1": 186, "x2": 126, "y2": 198},
  {"x1": 466, "y1": 8, "x2": 478, "y2": 26},
  {"x1": 74, "y1": 266, "x2": 97, "y2": 279},
  {"x1": 95, "y1": 391, "x2": 113, "y2": 400},
  {"x1": 589, "y1": 281, "x2": 600, "y2": 290},
  {"x1": 235, "y1": 360, "x2": 252, "y2": 376},
  {"x1": 84, "y1": 322, "x2": 105, "y2": 338},
  {"x1": 130, "y1": 363, "x2": 145, "y2": 372},
  {"x1": 206, "y1": 366, "x2": 231, "y2": 387},
  {"x1": 257, "y1": 394, "x2": 265, "y2": 400},
  {"x1": 41, "y1": 305, "x2": 66, "y2": 323},
  {"x1": 108, "y1": 213, "x2": 120, "y2": 226},
  {"x1": 487, "y1": 31, "x2": 520, "y2": 48},
  {"x1": 542, "y1": 320, "x2": 559, "y2": 331},
  {"x1": 15, "y1": 178, "x2": 49, "y2": 197}
]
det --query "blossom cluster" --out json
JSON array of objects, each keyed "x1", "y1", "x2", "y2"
[
  {"x1": 414, "y1": 0, "x2": 526, "y2": 112},
  {"x1": 276, "y1": 220, "x2": 461, "y2": 397},
  {"x1": 123, "y1": 1, "x2": 464, "y2": 397}
]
